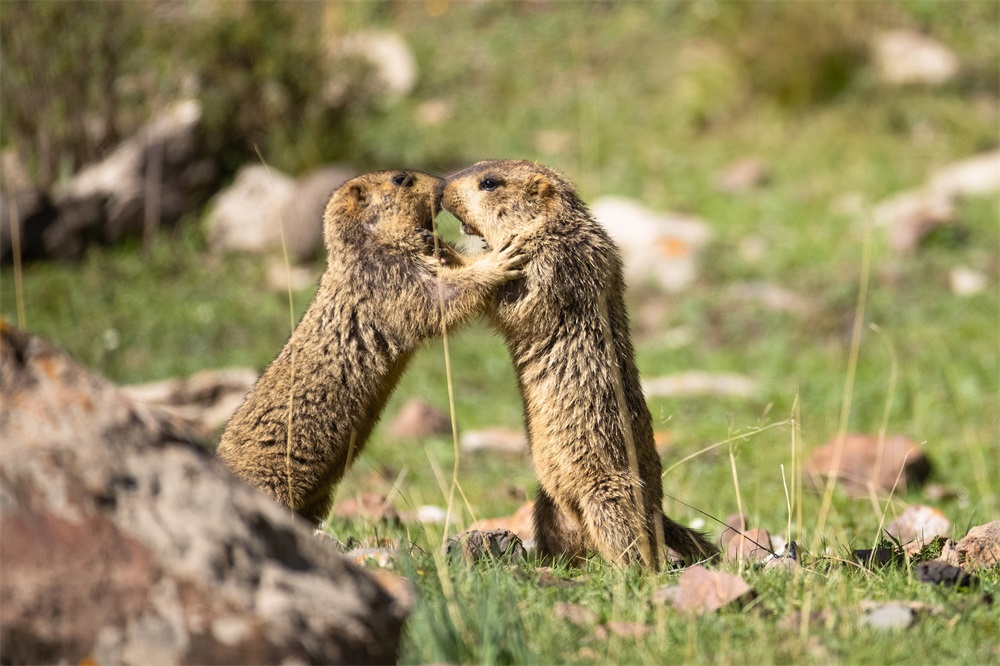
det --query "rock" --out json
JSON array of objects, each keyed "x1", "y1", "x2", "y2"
[
  {"x1": 949, "y1": 266, "x2": 987, "y2": 297},
  {"x1": 643, "y1": 371, "x2": 758, "y2": 399},
  {"x1": 387, "y1": 398, "x2": 451, "y2": 440},
  {"x1": 806, "y1": 434, "x2": 931, "y2": 497},
  {"x1": 469, "y1": 501, "x2": 536, "y2": 541},
  {"x1": 873, "y1": 29, "x2": 960, "y2": 86},
  {"x1": 0, "y1": 323, "x2": 406, "y2": 664},
  {"x1": 924, "y1": 483, "x2": 959, "y2": 502},
  {"x1": 724, "y1": 528, "x2": 773, "y2": 564},
  {"x1": 928, "y1": 150, "x2": 1000, "y2": 199},
  {"x1": 0, "y1": 150, "x2": 60, "y2": 263},
  {"x1": 206, "y1": 164, "x2": 296, "y2": 254},
  {"x1": 853, "y1": 548, "x2": 905, "y2": 570},
  {"x1": 265, "y1": 260, "x2": 318, "y2": 293},
  {"x1": 591, "y1": 196, "x2": 712, "y2": 292},
  {"x1": 654, "y1": 565, "x2": 755, "y2": 614},
  {"x1": 415, "y1": 99, "x2": 453, "y2": 127},
  {"x1": 122, "y1": 367, "x2": 259, "y2": 437},
  {"x1": 281, "y1": 164, "x2": 356, "y2": 262},
  {"x1": 554, "y1": 602, "x2": 599, "y2": 626},
  {"x1": 719, "y1": 513, "x2": 747, "y2": 545},
  {"x1": 334, "y1": 493, "x2": 401, "y2": 525},
  {"x1": 861, "y1": 603, "x2": 915, "y2": 630},
  {"x1": 886, "y1": 505, "x2": 951, "y2": 552},
  {"x1": 415, "y1": 505, "x2": 453, "y2": 524},
  {"x1": 460, "y1": 427, "x2": 528, "y2": 455},
  {"x1": 937, "y1": 520, "x2": 1000, "y2": 570},
  {"x1": 715, "y1": 157, "x2": 769, "y2": 193},
  {"x1": 726, "y1": 281, "x2": 816, "y2": 316},
  {"x1": 331, "y1": 31, "x2": 418, "y2": 100},
  {"x1": 38, "y1": 100, "x2": 216, "y2": 261},
  {"x1": 764, "y1": 541, "x2": 800, "y2": 573},
  {"x1": 914, "y1": 561, "x2": 978, "y2": 589},
  {"x1": 445, "y1": 529, "x2": 526, "y2": 565},
  {"x1": 872, "y1": 189, "x2": 955, "y2": 253}
]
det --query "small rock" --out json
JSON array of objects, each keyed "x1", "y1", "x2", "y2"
[
  {"x1": 928, "y1": 149, "x2": 1000, "y2": 198},
  {"x1": 445, "y1": 529, "x2": 526, "y2": 565},
  {"x1": 719, "y1": 513, "x2": 747, "y2": 545},
  {"x1": 459, "y1": 427, "x2": 527, "y2": 455},
  {"x1": 873, "y1": 29, "x2": 960, "y2": 86},
  {"x1": 806, "y1": 434, "x2": 931, "y2": 497},
  {"x1": 414, "y1": 99, "x2": 452, "y2": 127},
  {"x1": 655, "y1": 565, "x2": 755, "y2": 614},
  {"x1": 554, "y1": 602, "x2": 599, "y2": 626},
  {"x1": 333, "y1": 493, "x2": 400, "y2": 524},
  {"x1": 937, "y1": 520, "x2": 1000, "y2": 570},
  {"x1": 724, "y1": 528, "x2": 773, "y2": 564},
  {"x1": 715, "y1": 157, "x2": 769, "y2": 194},
  {"x1": 206, "y1": 164, "x2": 296, "y2": 254},
  {"x1": 643, "y1": 372, "x2": 758, "y2": 399},
  {"x1": 915, "y1": 560, "x2": 978, "y2": 588},
  {"x1": 949, "y1": 266, "x2": 987, "y2": 297},
  {"x1": 266, "y1": 261, "x2": 317, "y2": 293},
  {"x1": 886, "y1": 505, "x2": 951, "y2": 552},
  {"x1": 853, "y1": 548, "x2": 905, "y2": 570},
  {"x1": 415, "y1": 505, "x2": 453, "y2": 524},
  {"x1": 924, "y1": 483, "x2": 959, "y2": 502},
  {"x1": 331, "y1": 31, "x2": 418, "y2": 100},
  {"x1": 387, "y1": 398, "x2": 451, "y2": 440},
  {"x1": 872, "y1": 189, "x2": 955, "y2": 253},
  {"x1": 726, "y1": 281, "x2": 815, "y2": 316},
  {"x1": 862, "y1": 603, "x2": 915, "y2": 631},
  {"x1": 468, "y1": 501, "x2": 536, "y2": 541},
  {"x1": 591, "y1": 196, "x2": 712, "y2": 292}
]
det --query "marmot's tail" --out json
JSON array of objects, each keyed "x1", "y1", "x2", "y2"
[{"x1": 661, "y1": 514, "x2": 720, "y2": 565}]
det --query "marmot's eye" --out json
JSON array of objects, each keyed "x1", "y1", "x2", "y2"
[
  {"x1": 479, "y1": 178, "x2": 500, "y2": 191},
  {"x1": 392, "y1": 173, "x2": 413, "y2": 187}
]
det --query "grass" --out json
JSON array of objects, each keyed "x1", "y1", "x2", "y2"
[{"x1": 2, "y1": 1, "x2": 998, "y2": 663}]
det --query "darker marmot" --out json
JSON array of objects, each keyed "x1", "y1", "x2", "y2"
[
  {"x1": 218, "y1": 170, "x2": 524, "y2": 523},
  {"x1": 440, "y1": 160, "x2": 717, "y2": 568}
]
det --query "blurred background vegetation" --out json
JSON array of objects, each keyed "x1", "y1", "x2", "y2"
[{"x1": 2, "y1": 0, "x2": 998, "y2": 545}]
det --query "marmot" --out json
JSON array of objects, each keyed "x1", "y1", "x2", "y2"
[
  {"x1": 440, "y1": 160, "x2": 717, "y2": 568},
  {"x1": 218, "y1": 170, "x2": 524, "y2": 523}
]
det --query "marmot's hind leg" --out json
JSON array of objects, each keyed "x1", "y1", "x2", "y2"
[{"x1": 533, "y1": 487, "x2": 589, "y2": 566}]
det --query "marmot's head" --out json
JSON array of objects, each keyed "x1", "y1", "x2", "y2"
[
  {"x1": 440, "y1": 160, "x2": 580, "y2": 249},
  {"x1": 323, "y1": 170, "x2": 442, "y2": 251}
]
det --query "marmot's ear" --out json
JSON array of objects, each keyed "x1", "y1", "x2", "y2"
[
  {"x1": 348, "y1": 183, "x2": 368, "y2": 206},
  {"x1": 527, "y1": 174, "x2": 554, "y2": 203}
]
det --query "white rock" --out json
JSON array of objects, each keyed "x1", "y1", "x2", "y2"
[
  {"x1": 928, "y1": 150, "x2": 1000, "y2": 199},
  {"x1": 336, "y1": 31, "x2": 418, "y2": 99},
  {"x1": 460, "y1": 428, "x2": 527, "y2": 455},
  {"x1": 591, "y1": 196, "x2": 712, "y2": 292},
  {"x1": 643, "y1": 372, "x2": 758, "y2": 398},
  {"x1": 874, "y1": 30, "x2": 960, "y2": 86},
  {"x1": 206, "y1": 165, "x2": 295, "y2": 254},
  {"x1": 949, "y1": 266, "x2": 987, "y2": 297}
]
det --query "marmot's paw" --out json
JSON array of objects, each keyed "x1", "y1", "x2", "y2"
[{"x1": 495, "y1": 239, "x2": 528, "y2": 280}]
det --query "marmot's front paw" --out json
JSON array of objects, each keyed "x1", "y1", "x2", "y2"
[{"x1": 495, "y1": 239, "x2": 528, "y2": 280}]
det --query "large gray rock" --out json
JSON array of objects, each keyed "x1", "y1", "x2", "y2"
[
  {"x1": 281, "y1": 165, "x2": 356, "y2": 262},
  {"x1": 0, "y1": 323, "x2": 407, "y2": 664},
  {"x1": 206, "y1": 164, "x2": 296, "y2": 254},
  {"x1": 873, "y1": 30, "x2": 960, "y2": 86}
]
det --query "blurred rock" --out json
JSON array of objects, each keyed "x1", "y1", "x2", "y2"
[
  {"x1": 806, "y1": 434, "x2": 931, "y2": 497},
  {"x1": 415, "y1": 505, "x2": 454, "y2": 525},
  {"x1": 643, "y1": 371, "x2": 758, "y2": 399},
  {"x1": 886, "y1": 505, "x2": 950, "y2": 552},
  {"x1": 872, "y1": 189, "x2": 955, "y2": 253},
  {"x1": 724, "y1": 528, "x2": 773, "y2": 564},
  {"x1": 861, "y1": 603, "x2": 915, "y2": 630},
  {"x1": 915, "y1": 560, "x2": 978, "y2": 588},
  {"x1": 387, "y1": 398, "x2": 451, "y2": 440},
  {"x1": 0, "y1": 323, "x2": 406, "y2": 664},
  {"x1": 123, "y1": 367, "x2": 259, "y2": 438},
  {"x1": 17, "y1": 100, "x2": 216, "y2": 262},
  {"x1": 334, "y1": 493, "x2": 401, "y2": 525},
  {"x1": 873, "y1": 30, "x2": 960, "y2": 86},
  {"x1": 591, "y1": 196, "x2": 712, "y2": 292},
  {"x1": 445, "y1": 528, "x2": 526, "y2": 564},
  {"x1": 331, "y1": 31, "x2": 418, "y2": 100},
  {"x1": 715, "y1": 157, "x2": 769, "y2": 193},
  {"x1": 726, "y1": 281, "x2": 815, "y2": 316},
  {"x1": 937, "y1": 521, "x2": 1000, "y2": 570},
  {"x1": 929, "y1": 150, "x2": 1000, "y2": 198},
  {"x1": 282, "y1": 164, "x2": 356, "y2": 262},
  {"x1": 469, "y1": 501, "x2": 536, "y2": 541},
  {"x1": 949, "y1": 266, "x2": 987, "y2": 297},
  {"x1": 460, "y1": 427, "x2": 528, "y2": 455},
  {"x1": 924, "y1": 483, "x2": 959, "y2": 502},
  {"x1": 554, "y1": 602, "x2": 599, "y2": 626},
  {"x1": 415, "y1": 99, "x2": 453, "y2": 127},
  {"x1": 266, "y1": 260, "x2": 318, "y2": 293},
  {"x1": 206, "y1": 164, "x2": 295, "y2": 254},
  {"x1": 719, "y1": 513, "x2": 747, "y2": 545},
  {"x1": 654, "y1": 565, "x2": 755, "y2": 614}
]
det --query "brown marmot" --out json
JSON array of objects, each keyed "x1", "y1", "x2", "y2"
[
  {"x1": 440, "y1": 160, "x2": 717, "y2": 568},
  {"x1": 217, "y1": 169, "x2": 524, "y2": 523}
]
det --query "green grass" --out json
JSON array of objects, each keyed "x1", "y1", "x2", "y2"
[{"x1": 2, "y1": 1, "x2": 998, "y2": 663}]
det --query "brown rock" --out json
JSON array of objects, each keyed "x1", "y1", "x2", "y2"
[
  {"x1": 468, "y1": 501, "x2": 536, "y2": 541},
  {"x1": 387, "y1": 398, "x2": 451, "y2": 440},
  {"x1": 719, "y1": 513, "x2": 747, "y2": 544},
  {"x1": 886, "y1": 505, "x2": 950, "y2": 552},
  {"x1": 806, "y1": 434, "x2": 931, "y2": 496},
  {"x1": 724, "y1": 528, "x2": 773, "y2": 564},
  {"x1": 334, "y1": 492, "x2": 401, "y2": 524},
  {"x1": 654, "y1": 565, "x2": 755, "y2": 614},
  {"x1": 0, "y1": 323, "x2": 406, "y2": 664},
  {"x1": 459, "y1": 427, "x2": 528, "y2": 455},
  {"x1": 555, "y1": 602, "x2": 599, "y2": 626},
  {"x1": 715, "y1": 157, "x2": 769, "y2": 194},
  {"x1": 445, "y1": 529, "x2": 527, "y2": 564},
  {"x1": 937, "y1": 520, "x2": 1000, "y2": 570}
]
